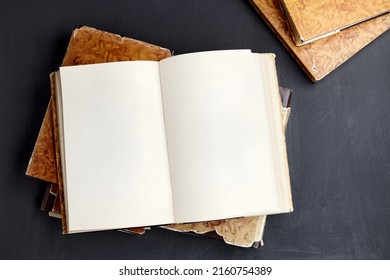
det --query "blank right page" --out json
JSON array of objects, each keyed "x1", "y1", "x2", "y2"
[{"x1": 159, "y1": 50, "x2": 286, "y2": 223}]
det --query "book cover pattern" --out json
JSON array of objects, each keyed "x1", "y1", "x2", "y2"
[{"x1": 281, "y1": 0, "x2": 390, "y2": 45}]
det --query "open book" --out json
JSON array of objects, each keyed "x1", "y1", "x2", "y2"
[{"x1": 54, "y1": 49, "x2": 292, "y2": 233}]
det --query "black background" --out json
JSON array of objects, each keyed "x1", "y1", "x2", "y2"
[{"x1": 1, "y1": 0, "x2": 389, "y2": 259}]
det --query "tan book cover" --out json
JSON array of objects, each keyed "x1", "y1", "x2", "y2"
[
  {"x1": 250, "y1": 0, "x2": 390, "y2": 82},
  {"x1": 26, "y1": 98, "x2": 57, "y2": 183},
  {"x1": 280, "y1": 0, "x2": 390, "y2": 45}
]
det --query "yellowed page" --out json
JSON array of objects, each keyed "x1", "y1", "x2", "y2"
[
  {"x1": 57, "y1": 61, "x2": 174, "y2": 232},
  {"x1": 159, "y1": 50, "x2": 282, "y2": 223}
]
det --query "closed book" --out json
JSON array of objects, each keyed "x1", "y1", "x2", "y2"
[{"x1": 250, "y1": 0, "x2": 390, "y2": 82}]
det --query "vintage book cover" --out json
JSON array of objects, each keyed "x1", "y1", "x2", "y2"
[
  {"x1": 26, "y1": 98, "x2": 57, "y2": 183},
  {"x1": 279, "y1": 0, "x2": 390, "y2": 45},
  {"x1": 250, "y1": 0, "x2": 390, "y2": 82}
]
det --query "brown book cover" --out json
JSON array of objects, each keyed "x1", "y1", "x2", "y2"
[
  {"x1": 250, "y1": 0, "x2": 390, "y2": 82},
  {"x1": 280, "y1": 0, "x2": 390, "y2": 45},
  {"x1": 26, "y1": 98, "x2": 57, "y2": 183}
]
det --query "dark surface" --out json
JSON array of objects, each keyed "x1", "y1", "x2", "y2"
[{"x1": 1, "y1": 0, "x2": 389, "y2": 260}]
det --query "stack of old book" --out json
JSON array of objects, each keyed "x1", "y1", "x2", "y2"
[
  {"x1": 250, "y1": 0, "x2": 390, "y2": 82},
  {"x1": 26, "y1": 26, "x2": 294, "y2": 248}
]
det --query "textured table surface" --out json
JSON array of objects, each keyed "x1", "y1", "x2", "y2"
[{"x1": 0, "y1": 0, "x2": 389, "y2": 259}]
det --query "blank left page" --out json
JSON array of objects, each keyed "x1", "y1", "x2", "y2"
[{"x1": 58, "y1": 61, "x2": 174, "y2": 232}]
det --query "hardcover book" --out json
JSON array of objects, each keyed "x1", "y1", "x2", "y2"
[
  {"x1": 28, "y1": 26, "x2": 292, "y2": 247},
  {"x1": 250, "y1": 0, "x2": 390, "y2": 82},
  {"x1": 279, "y1": 0, "x2": 390, "y2": 46},
  {"x1": 53, "y1": 49, "x2": 293, "y2": 234}
]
